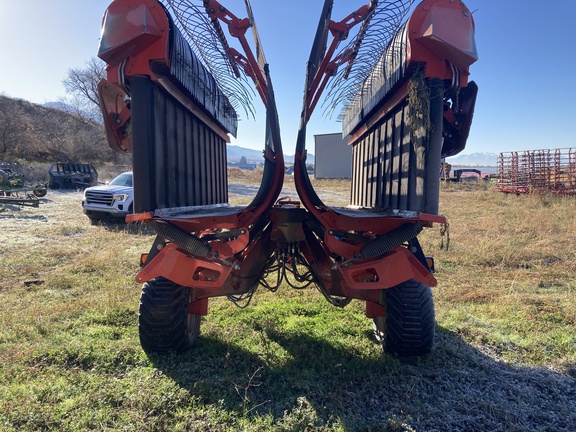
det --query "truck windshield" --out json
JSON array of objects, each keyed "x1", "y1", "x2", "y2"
[{"x1": 109, "y1": 173, "x2": 132, "y2": 187}]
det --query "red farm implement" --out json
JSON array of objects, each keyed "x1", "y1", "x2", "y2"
[
  {"x1": 97, "y1": 0, "x2": 478, "y2": 356},
  {"x1": 497, "y1": 148, "x2": 576, "y2": 195}
]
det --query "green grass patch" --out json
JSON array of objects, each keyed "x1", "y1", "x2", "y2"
[{"x1": 0, "y1": 187, "x2": 575, "y2": 431}]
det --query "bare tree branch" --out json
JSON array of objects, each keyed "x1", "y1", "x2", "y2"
[{"x1": 62, "y1": 57, "x2": 106, "y2": 122}]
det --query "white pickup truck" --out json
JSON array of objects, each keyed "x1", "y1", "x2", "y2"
[{"x1": 82, "y1": 171, "x2": 133, "y2": 223}]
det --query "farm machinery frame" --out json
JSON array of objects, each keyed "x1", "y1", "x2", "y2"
[
  {"x1": 97, "y1": 0, "x2": 477, "y2": 356},
  {"x1": 0, "y1": 166, "x2": 47, "y2": 208},
  {"x1": 497, "y1": 148, "x2": 576, "y2": 195}
]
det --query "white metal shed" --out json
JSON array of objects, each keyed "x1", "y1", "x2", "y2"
[{"x1": 314, "y1": 133, "x2": 352, "y2": 179}]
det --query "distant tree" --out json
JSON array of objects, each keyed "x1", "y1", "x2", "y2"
[
  {"x1": 61, "y1": 57, "x2": 127, "y2": 163},
  {"x1": 240, "y1": 155, "x2": 248, "y2": 165},
  {"x1": 62, "y1": 57, "x2": 106, "y2": 122}
]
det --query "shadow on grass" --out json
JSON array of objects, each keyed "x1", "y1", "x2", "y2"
[
  {"x1": 148, "y1": 325, "x2": 576, "y2": 431},
  {"x1": 91, "y1": 218, "x2": 155, "y2": 235},
  {"x1": 0, "y1": 212, "x2": 48, "y2": 221}
]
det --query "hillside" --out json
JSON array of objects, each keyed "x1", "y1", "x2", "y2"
[
  {"x1": 0, "y1": 95, "x2": 311, "y2": 166},
  {"x1": 0, "y1": 95, "x2": 118, "y2": 163}
]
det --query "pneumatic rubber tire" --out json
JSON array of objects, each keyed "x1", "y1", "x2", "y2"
[
  {"x1": 33, "y1": 188, "x2": 47, "y2": 197},
  {"x1": 139, "y1": 277, "x2": 200, "y2": 353},
  {"x1": 373, "y1": 279, "x2": 435, "y2": 357},
  {"x1": 88, "y1": 217, "x2": 102, "y2": 225}
]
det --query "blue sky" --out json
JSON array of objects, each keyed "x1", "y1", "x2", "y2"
[{"x1": 1, "y1": 1, "x2": 575, "y2": 156}]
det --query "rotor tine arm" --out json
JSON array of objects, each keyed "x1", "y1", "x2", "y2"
[
  {"x1": 307, "y1": 49, "x2": 353, "y2": 121},
  {"x1": 229, "y1": 48, "x2": 267, "y2": 104},
  {"x1": 343, "y1": 2, "x2": 376, "y2": 79},
  {"x1": 305, "y1": 2, "x2": 374, "y2": 119},
  {"x1": 203, "y1": 1, "x2": 241, "y2": 78},
  {"x1": 204, "y1": 0, "x2": 268, "y2": 106}
]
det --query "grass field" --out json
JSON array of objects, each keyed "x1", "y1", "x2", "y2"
[{"x1": 0, "y1": 176, "x2": 574, "y2": 431}]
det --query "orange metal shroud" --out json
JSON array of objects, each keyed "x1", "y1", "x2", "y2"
[
  {"x1": 96, "y1": 0, "x2": 170, "y2": 154},
  {"x1": 98, "y1": 0, "x2": 169, "y2": 83},
  {"x1": 407, "y1": 0, "x2": 478, "y2": 84}
]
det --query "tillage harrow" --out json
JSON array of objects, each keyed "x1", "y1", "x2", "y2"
[
  {"x1": 0, "y1": 166, "x2": 47, "y2": 209},
  {"x1": 97, "y1": 0, "x2": 478, "y2": 356}
]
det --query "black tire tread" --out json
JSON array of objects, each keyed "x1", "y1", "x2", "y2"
[
  {"x1": 33, "y1": 188, "x2": 47, "y2": 197},
  {"x1": 375, "y1": 279, "x2": 435, "y2": 357},
  {"x1": 138, "y1": 277, "x2": 199, "y2": 353}
]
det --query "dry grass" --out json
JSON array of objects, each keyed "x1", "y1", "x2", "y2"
[
  {"x1": 419, "y1": 184, "x2": 576, "y2": 370},
  {"x1": 0, "y1": 180, "x2": 574, "y2": 431},
  {"x1": 228, "y1": 169, "x2": 351, "y2": 207}
]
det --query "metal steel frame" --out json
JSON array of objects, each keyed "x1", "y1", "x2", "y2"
[
  {"x1": 291, "y1": 0, "x2": 478, "y2": 317},
  {"x1": 96, "y1": 0, "x2": 478, "y2": 319},
  {"x1": 498, "y1": 148, "x2": 576, "y2": 195}
]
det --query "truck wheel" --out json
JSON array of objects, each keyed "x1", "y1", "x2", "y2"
[
  {"x1": 0, "y1": 170, "x2": 7, "y2": 186},
  {"x1": 139, "y1": 277, "x2": 200, "y2": 353},
  {"x1": 88, "y1": 217, "x2": 102, "y2": 225},
  {"x1": 373, "y1": 279, "x2": 435, "y2": 357}
]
